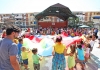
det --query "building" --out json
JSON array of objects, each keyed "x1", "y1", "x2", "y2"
[
  {"x1": 0, "y1": 15, "x2": 2, "y2": 23},
  {"x1": 0, "y1": 11, "x2": 100, "y2": 28},
  {"x1": 85, "y1": 12, "x2": 100, "y2": 22},
  {"x1": 28, "y1": 13, "x2": 36, "y2": 26},
  {"x1": 0, "y1": 12, "x2": 40, "y2": 27},
  {"x1": 73, "y1": 11, "x2": 85, "y2": 23},
  {"x1": 0, "y1": 13, "x2": 29, "y2": 27}
]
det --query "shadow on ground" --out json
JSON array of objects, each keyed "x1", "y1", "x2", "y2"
[{"x1": 91, "y1": 53, "x2": 100, "y2": 69}]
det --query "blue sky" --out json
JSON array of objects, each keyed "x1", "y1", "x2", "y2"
[{"x1": 0, "y1": 0, "x2": 100, "y2": 14}]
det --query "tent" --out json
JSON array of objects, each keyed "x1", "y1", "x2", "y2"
[{"x1": 79, "y1": 25, "x2": 90, "y2": 28}]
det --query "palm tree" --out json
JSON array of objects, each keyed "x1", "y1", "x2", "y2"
[{"x1": 68, "y1": 17, "x2": 79, "y2": 27}]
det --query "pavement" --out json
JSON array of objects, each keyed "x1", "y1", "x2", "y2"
[{"x1": 90, "y1": 39, "x2": 100, "y2": 70}]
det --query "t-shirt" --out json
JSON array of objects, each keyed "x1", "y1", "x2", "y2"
[
  {"x1": 0, "y1": 38, "x2": 18, "y2": 70},
  {"x1": 89, "y1": 40, "x2": 95, "y2": 47},
  {"x1": 21, "y1": 51, "x2": 28, "y2": 60},
  {"x1": 77, "y1": 48, "x2": 84, "y2": 60},
  {"x1": 32, "y1": 54, "x2": 40, "y2": 64},
  {"x1": 54, "y1": 43, "x2": 66, "y2": 54},
  {"x1": 85, "y1": 48, "x2": 90, "y2": 54},
  {"x1": 17, "y1": 43, "x2": 22, "y2": 55}
]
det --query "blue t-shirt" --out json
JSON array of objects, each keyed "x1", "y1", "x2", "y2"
[
  {"x1": 0, "y1": 38, "x2": 18, "y2": 70},
  {"x1": 77, "y1": 48, "x2": 84, "y2": 60},
  {"x1": 17, "y1": 43, "x2": 22, "y2": 55}
]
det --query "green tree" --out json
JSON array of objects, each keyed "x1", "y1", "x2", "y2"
[{"x1": 75, "y1": 17, "x2": 79, "y2": 24}]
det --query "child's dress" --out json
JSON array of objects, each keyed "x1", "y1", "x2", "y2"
[
  {"x1": 52, "y1": 43, "x2": 66, "y2": 70},
  {"x1": 68, "y1": 54, "x2": 75, "y2": 69},
  {"x1": 85, "y1": 48, "x2": 90, "y2": 58},
  {"x1": 68, "y1": 55, "x2": 75, "y2": 68}
]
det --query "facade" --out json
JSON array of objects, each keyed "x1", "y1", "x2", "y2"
[
  {"x1": 12, "y1": 13, "x2": 29, "y2": 26},
  {"x1": 85, "y1": 12, "x2": 100, "y2": 22},
  {"x1": 38, "y1": 21, "x2": 68, "y2": 28},
  {"x1": 92, "y1": 15, "x2": 100, "y2": 24},
  {"x1": 38, "y1": 16, "x2": 66, "y2": 28},
  {"x1": 0, "y1": 13, "x2": 29, "y2": 27},
  {"x1": 0, "y1": 12, "x2": 40, "y2": 27},
  {"x1": 73, "y1": 11, "x2": 85, "y2": 23},
  {"x1": 0, "y1": 11, "x2": 100, "y2": 28},
  {"x1": 28, "y1": 13, "x2": 35, "y2": 26},
  {"x1": 0, "y1": 15, "x2": 2, "y2": 23}
]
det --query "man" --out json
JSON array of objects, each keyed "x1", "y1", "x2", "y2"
[
  {"x1": 0, "y1": 25, "x2": 20, "y2": 70},
  {"x1": 89, "y1": 34, "x2": 96, "y2": 51}
]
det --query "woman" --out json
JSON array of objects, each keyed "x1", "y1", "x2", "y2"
[{"x1": 52, "y1": 36, "x2": 66, "y2": 70}]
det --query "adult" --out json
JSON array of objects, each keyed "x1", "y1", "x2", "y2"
[
  {"x1": 2, "y1": 30, "x2": 6, "y2": 38},
  {"x1": 52, "y1": 36, "x2": 66, "y2": 70},
  {"x1": 89, "y1": 34, "x2": 96, "y2": 51},
  {"x1": 0, "y1": 25, "x2": 20, "y2": 70}
]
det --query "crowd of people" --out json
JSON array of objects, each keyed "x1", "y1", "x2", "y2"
[{"x1": 0, "y1": 25, "x2": 99, "y2": 70}]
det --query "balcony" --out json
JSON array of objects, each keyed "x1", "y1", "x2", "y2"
[
  {"x1": 15, "y1": 16, "x2": 23, "y2": 19},
  {"x1": 2, "y1": 16, "x2": 9, "y2": 19}
]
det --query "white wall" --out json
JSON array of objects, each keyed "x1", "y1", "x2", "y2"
[
  {"x1": 14, "y1": 14, "x2": 23, "y2": 18},
  {"x1": 92, "y1": 15, "x2": 100, "y2": 24},
  {"x1": 76, "y1": 15, "x2": 85, "y2": 22}
]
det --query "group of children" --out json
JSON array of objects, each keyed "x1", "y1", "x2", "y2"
[
  {"x1": 14, "y1": 33, "x2": 97, "y2": 70},
  {"x1": 66, "y1": 34, "x2": 97, "y2": 70},
  {"x1": 16, "y1": 38, "x2": 42, "y2": 70},
  {"x1": 67, "y1": 42, "x2": 91, "y2": 70}
]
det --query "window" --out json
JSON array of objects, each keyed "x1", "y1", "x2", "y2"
[
  {"x1": 89, "y1": 17, "x2": 91, "y2": 21},
  {"x1": 31, "y1": 22, "x2": 33, "y2": 24},
  {"x1": 17, "y1": 14, "x2": 18, "y2": 16}
]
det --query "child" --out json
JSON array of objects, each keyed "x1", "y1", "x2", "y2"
[
  {"x1": 76, "y1": 44, "x2": 85, "y2": 70},
  {"x1": 52, "y1": 36, "x2": 66, "y2": 70},
  {"x1": 13, "y1": 37, "x2": 19, "y2": 44},
  {"x1": 17, "y1": 38, "x2": 23, "y2": 65},
  {"x1": 21, "y1": 47, "x2": 29, "y2": 70},
  {"x1": 85, "y1": 44, "x2": 91, "y2": 62},
  {"x1": 67, "y1": 44, "x2": 76, "y2": 70},
  {"x1": 32, "y1": 48, "x2": 42, "y2": 70},
  {"x1": 80, "y1": 40, "x2": 85, "y2": 48}
]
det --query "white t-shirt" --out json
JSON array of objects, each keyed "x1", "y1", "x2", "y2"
[
  {"x1": 89, "y1": 40, "x2": 95, "y2": 47},
  {"x1": 85, "y1": 48, "x2": 90, "y2": 54}
]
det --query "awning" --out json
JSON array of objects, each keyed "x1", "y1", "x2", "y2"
[{"x1": 93, "y1": 16, "x2": 100, "y2": 19}]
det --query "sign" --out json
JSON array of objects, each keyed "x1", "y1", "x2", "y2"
[{"x1": 52, "y1": 22, "x2": 55, "y2": 25}]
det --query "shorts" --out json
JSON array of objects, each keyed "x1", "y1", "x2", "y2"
[
  {"x1": 85, "y1": 53, "x2": 89, "y2": 58},
  {"x1": 23, "y1": 59, "x2": 28, "y2": 65},
  {"x1": 33, "y1": 63, "x2": 40, "y2": 70},
  {"x1": 76, "y1": 59, "x2": 85, "y2": 65}
]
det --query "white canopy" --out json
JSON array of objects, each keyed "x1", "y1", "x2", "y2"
[{"x1": 79, "y1": 25, "x2": 90, "y2": 28}]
